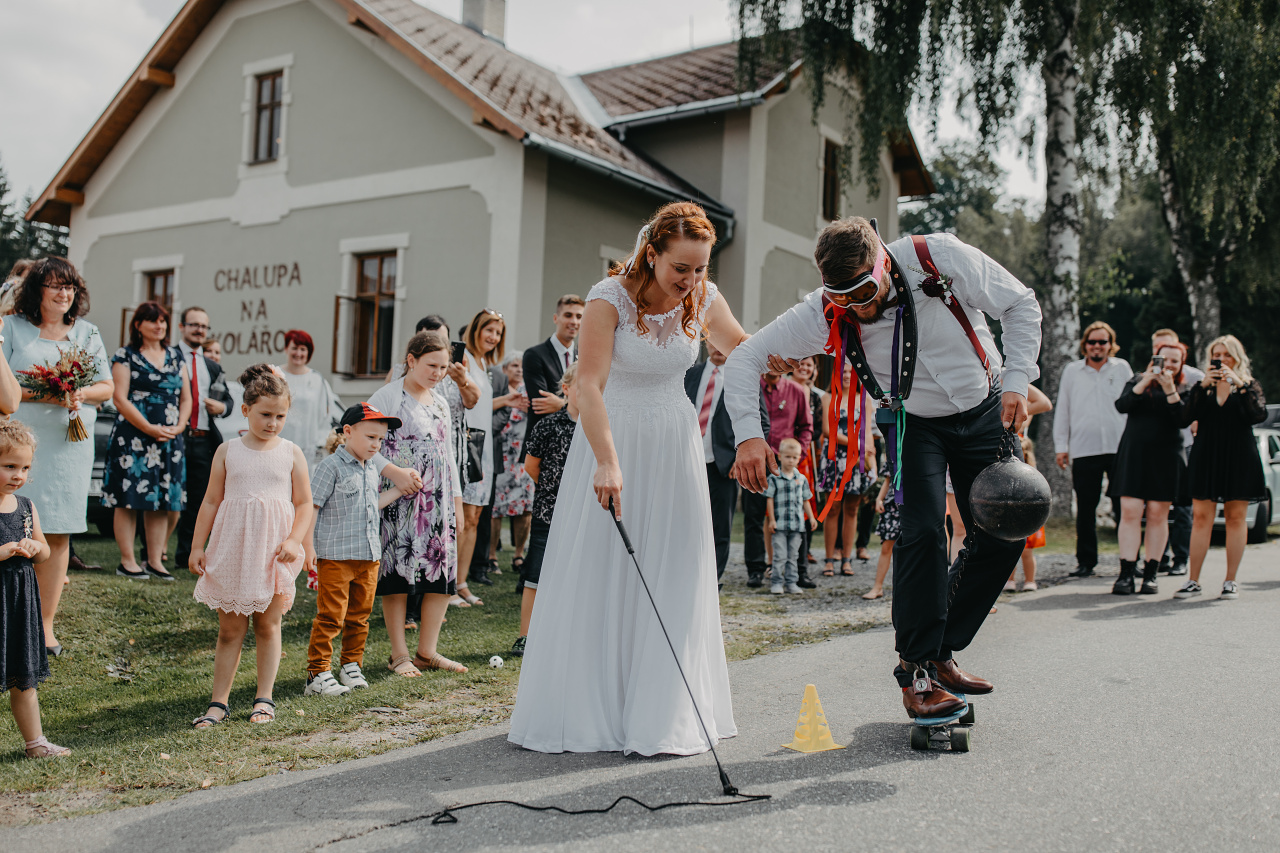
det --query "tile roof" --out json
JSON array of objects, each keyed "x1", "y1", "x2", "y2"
[
  {"x1": 361, "y1": 0, "x2": 716, "y2": 203},
  {"x1": 580, "y1": 41, "x2": 793, "y2": 120}
]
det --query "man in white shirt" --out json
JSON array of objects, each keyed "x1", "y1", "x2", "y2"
[
  {"x1": 725, "y1": 217, "x2": 1042, "y2": 719},
  {"x1": 1150, "y1": 328, "x2": 1203, "y2": 576},
  {"x1": 174, "y1": 307, "x2": 232, "y2": 570},
  {"x1": 1052, "y1": 321, "x2": 1133, "y2": 577}
]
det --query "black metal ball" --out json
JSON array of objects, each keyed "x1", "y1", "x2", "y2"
[{"x1": 969, "y1": 456, "x2": 1052, "y2": 542}]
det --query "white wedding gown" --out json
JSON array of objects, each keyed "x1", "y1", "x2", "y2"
[{"x1": 508, "y1": 277, "x2": 737, "y2": 756}]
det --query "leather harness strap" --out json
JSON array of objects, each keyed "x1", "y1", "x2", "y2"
[{"x1": 909, "y1": 235, "x2": 992, "y2": 384}]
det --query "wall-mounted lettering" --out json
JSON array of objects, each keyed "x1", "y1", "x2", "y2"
[{"x1": 214, "y1": 262, "x2": 301, "y2": 291}]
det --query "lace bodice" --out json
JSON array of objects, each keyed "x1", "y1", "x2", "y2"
[
  {"x1": 224, "y1": 438, "x2": 296, "y2": 503},
  {"x1": 587, "y1": 278, "x2": 718, "y2": 414}
]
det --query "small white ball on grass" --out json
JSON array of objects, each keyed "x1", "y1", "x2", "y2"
[{"x1": 489, "y1": 655, "x2": 504, "y2": 668}]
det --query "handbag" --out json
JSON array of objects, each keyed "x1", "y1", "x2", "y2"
[{"x1": 465, "y1": 427, "x2": 486, "y2": 484}]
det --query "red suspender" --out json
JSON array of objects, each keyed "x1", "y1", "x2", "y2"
[{"x1": 910, "y1": 235, "x2": 991, "y2": 379}]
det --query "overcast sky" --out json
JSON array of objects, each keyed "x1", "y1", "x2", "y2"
[{"x1": 0, "y1": 0, "x2": 1043, "y2": 209}]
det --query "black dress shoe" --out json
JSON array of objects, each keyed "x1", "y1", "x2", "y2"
[
  {"x1": 68, "y1": 554, "x2": 101, "y2": 572},
  {"x1": 796, "y1": 577, "x2": 817, "y2": 589},
  {"x1": 1068, "y1": 566, "x2": 1096, "y2": 578},
  {"x1": 746, "y1": 572, "x2": 764, "y2": 588}
]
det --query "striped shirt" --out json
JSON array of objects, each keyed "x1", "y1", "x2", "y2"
[
  {"x1": 311, "y1": 446, "x2": 382, "y2": 561},
  {"x1": 765, "y1": 470, "x2": 812, "y2": 532}
]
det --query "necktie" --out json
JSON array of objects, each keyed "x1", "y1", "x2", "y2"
[
  {"x1": 564, "y1": 350, "x2": 570, "y2": 369},
  {"x1": 190, "y1": 350, "x2": 200, "y2": 431},
  {"x1": 698, "y1": 365, "x2": 719, "y2": 436}
]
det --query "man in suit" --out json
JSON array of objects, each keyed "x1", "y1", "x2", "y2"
[
  {"x1": 175, "y1": 307, "x2": 234, "y2": 569},
  {"x1": 685, "y1": 344, "x2": 770, "y2": 582},
  {"x1": 522, "y1": 295, "x2": 584, "y2": 457}
]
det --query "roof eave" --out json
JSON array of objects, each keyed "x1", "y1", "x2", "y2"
[
  {"x1": 600, "y1": 60, "x2": 801, "y2": 133},
  {"x1": 523, "y1": 132, "x2": 735, "y2": 243}
]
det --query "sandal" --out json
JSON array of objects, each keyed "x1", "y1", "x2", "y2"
[
  {"x1": 388, "y1": 654, "x2": 421, "y2": 677},
  {"x1": 488, "y1": 558, "x2": 502, "y2": 576},
  {"x1": 449, "y1": 595, "x2": 471, "y2": 608},
  {"x1": 822, "y1": 558, "x2": 835, "y2": 577},
  {"x1": 248, "y1": 698, "x2": 276, "y2": 724},
  {"x1": 413, "y1": 653, "x2": 468, "y2": 673},
  {"x1": 856, "y1": 548, "x2": 871, "y2": 561},
  {"x1": 512, "y1": 556, "x2": 525, "y2": 572},
  {"x1": 192, "y1": 701, "x2": 229, "y2": 729},
  {"x1": 458, "y1": 587, "x2": 483, "y2": 606},
  {"x1": 841, "y1": 559, "x2": 854, "y2": 576},
  {"x1": 24, "y1": 736, "x2": 71, "y2": 758}
]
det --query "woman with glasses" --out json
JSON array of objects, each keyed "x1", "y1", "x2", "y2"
[
  {"x1": 2, "y1": 258, "x2": 113, "y2": 657},
  {"x1": 1175, "y1": 335, "x2": 1268, "y2": 601},
  {"x1": 1110, "y1": 341, "x2": 1192, "y2": 595}
]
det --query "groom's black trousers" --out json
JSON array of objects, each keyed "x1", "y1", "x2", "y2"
[{"x1": 891, "y1": 391, "x2": 1025, "y2": 688}]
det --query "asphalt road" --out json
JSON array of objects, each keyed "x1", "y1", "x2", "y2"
[{"x1": 12, "y1": 541, "x2": 1280, "y2": 852}]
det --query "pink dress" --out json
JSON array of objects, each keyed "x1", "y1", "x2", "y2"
[{"x1": 193, "y1": 438, "x2": 300, "y2": 615}]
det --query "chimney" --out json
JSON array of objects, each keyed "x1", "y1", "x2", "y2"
[{"x1": 462, "y1": 0, "x2": 506, "y2": 45}]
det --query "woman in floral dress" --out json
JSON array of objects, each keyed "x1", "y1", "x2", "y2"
[
  {"x1": 367, "y1": 332, "x2": 466, "y2": 676},
  {"x1": 490, "y1": 353, "x2": 534, "y2": 571},
  {"x1": 103, "y1": 301, "x2": 192, "y2": 581}
]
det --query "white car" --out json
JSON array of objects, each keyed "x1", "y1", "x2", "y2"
[{"x1": 1214, "y1": 419, "x2": 1280, "y2": 543}]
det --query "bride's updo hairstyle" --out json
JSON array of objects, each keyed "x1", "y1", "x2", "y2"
[{"x1": 610, "y1": 202, "x2": 716, "y2": 339}]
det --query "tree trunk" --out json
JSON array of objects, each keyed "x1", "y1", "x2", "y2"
[
  {"x1": 1035, "y1": 3, "x2": 1082, "y2": 519},
  {"x1": 1157, "y1": 136, "x2": 1226, "y2": 358}
]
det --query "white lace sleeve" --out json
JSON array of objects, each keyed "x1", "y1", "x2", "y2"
[
  {"x1": 587, "y1": 278, "x2": 636, "y2": 327},
  {"x1": 698, "y1": 280, "x2": 719, "y2": 324}
]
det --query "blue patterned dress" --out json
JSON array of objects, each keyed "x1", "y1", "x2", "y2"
[
  {"x1": 367, "y1": 380, "x2": 461, "y2": 596},
  {"x1": 102, "y1": 346, "x2": 186, "y2": 511}
]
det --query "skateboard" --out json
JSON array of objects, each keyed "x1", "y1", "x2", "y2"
[{"x1": 908, "y1": 691, "x2": 974, "y2": 752}]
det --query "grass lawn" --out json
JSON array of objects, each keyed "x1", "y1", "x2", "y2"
[{"x1": 0, "y1": 533, "x2": 525, "y2": 822}]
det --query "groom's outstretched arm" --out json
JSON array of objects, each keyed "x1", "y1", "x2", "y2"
[{"x1": 724, "y1": 294, "x2": 830, "y2": 492}]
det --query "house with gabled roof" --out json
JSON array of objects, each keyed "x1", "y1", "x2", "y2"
[{"x1": 26, "y1": 0, "x2": 931, "y2": 397}]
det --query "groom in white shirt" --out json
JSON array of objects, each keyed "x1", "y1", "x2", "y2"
[{"x1": 724, "y1": 217, "x2": 1042, "y2": 719}]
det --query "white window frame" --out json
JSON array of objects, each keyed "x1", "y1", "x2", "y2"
[
  {"x1": 333, "y1": 233, "x2": 410, "y2": 394},
  {"x1": 131, "y1": 254, "x2": 185, "y2": 346},
  {"x1": 239, "y1": 54, "x2": 294, "y2": 180},
  {"x1": 600, "y1": 243, "x2": 627, "y2": 278},
  {"x1": 816, "y1": 124, "x2": 845, "y2": 231}
]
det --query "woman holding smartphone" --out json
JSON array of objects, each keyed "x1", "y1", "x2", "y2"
[
  {"x1": 1175, "y1": 335, "x2": 1267, "y2": 601},
  {"x1": 1110, "y1": 342, "x2": 1192, "y2": 595}
]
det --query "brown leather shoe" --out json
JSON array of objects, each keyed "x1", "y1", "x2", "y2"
[
  {"x1": 931, "y1": 659, "x2": 993, "y2": 695},
  {"x1": 68, "y1": 554, "x2": 101, "y2": 572},
  {"x1": 902, "y1": 680, "x2": 965, "y2": 718}
]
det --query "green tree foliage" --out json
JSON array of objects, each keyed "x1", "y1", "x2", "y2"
[
  {"x1": 0, "y1": 153, "x2": 68, "y2": 275},
  {"x1": 1099, "y1": 0, "x2": 1280, "y2": 354}
]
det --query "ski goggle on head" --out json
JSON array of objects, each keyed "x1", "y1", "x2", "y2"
[{"x1": 822, "y1": 240, "x2": 890, "y2": 306}]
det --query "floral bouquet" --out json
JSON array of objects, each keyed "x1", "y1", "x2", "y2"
[{"x1": 17, "y1": 343, "x2": 100, "y2": 441}]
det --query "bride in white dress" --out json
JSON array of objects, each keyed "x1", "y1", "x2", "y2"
[{"x1": 508, "y1": 203, "x2": 752, "y2": 756}]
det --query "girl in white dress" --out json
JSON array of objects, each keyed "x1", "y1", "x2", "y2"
[{"x1": 508, "y1": 203, "x2": 752, "y2": 756}]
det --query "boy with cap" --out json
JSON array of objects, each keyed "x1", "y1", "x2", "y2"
[{"x1": 303, "y1": 403, "x2": 407, "y2": 696}]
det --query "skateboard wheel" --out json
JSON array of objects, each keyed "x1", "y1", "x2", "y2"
[
  {"x1": 959, "y1": 705, "x2": 975, "y2": 725},
  {"x1": 950, "y1": 726, "x2": 972, "y2": 752},
  {"x1": 910, "y1": 726, "x2": 930, "y2": 750}
]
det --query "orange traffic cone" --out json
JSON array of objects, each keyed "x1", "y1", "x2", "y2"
[{"x1": 783, "y1": 684, "x2": 844, "y2": 753}]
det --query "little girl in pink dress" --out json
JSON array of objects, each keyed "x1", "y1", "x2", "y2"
[{"x1": 188, "y1": 364, "x2": 313, "y2": 728}]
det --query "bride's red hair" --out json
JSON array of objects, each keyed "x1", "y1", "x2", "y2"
[{"x1": 610, "y1": 202, "x2": 716, "y2": 339}]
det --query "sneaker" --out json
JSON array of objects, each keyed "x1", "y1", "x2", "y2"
[
  {"x1": 304, "y1": 671, "x2": 351, "y2": 696},
  {"x1": 1022, "y1": 581, "x2": 1038, "y2": 591},
  {"x1": 1168, "y1": 561, "x2": 1188, "y2": 576},
  {"x1": 338, "y1": 663, "x2": 368, "y2": 689},
  {"x1": 1220, "y1": 581, "x2": 1239, "y2": 600},
  {"x1": 770, "y1": 584, "x2": 784, "y2": 595},
  {"x1": 1173, "y1": 580, "x2": 1202, "y2": 599},
  {"x1": 1003, "y1": 580, "x2": 1017, "y2": 592},
  {"x1": 510, "y1": 636, "x2": 527, "y2": 657},
  {"x1": 786, "y1": 583, "x2": 803, "y2": 594}
]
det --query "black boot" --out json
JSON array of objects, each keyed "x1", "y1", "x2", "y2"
[
  {"x1": 1139, "y1": 559, "x2": 1160, "y2": 594},
  {"x1": 1112, "y1": 559, "x2": 1137, "y2": 595}
]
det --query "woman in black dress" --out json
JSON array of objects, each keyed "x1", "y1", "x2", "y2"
[
  {"x1": 1174, "y1": 335, "x2": 1267, "y2": 601},
  {"x1": 1111, "y1": 342, "x2": 1191, "y2": 595}
]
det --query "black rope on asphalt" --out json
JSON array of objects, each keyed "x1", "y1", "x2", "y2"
[{"x1": 425, "y1": 499, "x2": 771, "y2": 827}]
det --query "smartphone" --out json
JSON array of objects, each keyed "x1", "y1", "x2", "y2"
[
  {"x1": 450, "y1": 341, "x2": 467, "y2": 365},
  {"x1": 1152, "y1": 355, "x2": 1165, "y2": 370},
  {"x1": 1211, "y1": 358, "x2": 1222, "y2": 370}
]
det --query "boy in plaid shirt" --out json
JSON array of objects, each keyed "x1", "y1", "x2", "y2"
[
  {"x1": 302, "y1": 404, "x2": 408, "y2": 696},
  {"x1": 765, "y1": 437, "x2": 817, "y2": 594}
]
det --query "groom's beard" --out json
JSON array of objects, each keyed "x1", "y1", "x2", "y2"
[{"x1": 853, "y1": 291, "x2": 893, "y2": 325}]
